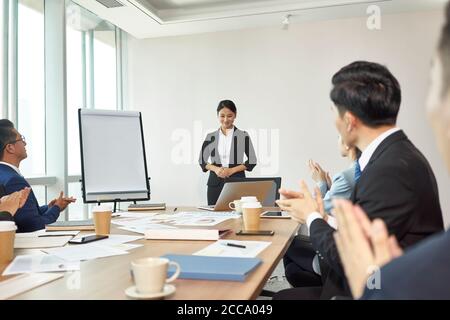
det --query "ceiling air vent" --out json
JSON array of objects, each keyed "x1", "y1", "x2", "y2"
[{"x1": 95, "y1": 0, "x2": 125, "y2": 9}]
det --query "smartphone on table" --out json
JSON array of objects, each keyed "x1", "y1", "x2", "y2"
[
  {"x1": 69, "y1": 234, "x2": 108, "y2": 244},
  {"x1": 260, "y1": 211, "x2": 290, "y2": 219},
  {"x1": 236, "y1": 230, "x2": 274, "y2": 236}
]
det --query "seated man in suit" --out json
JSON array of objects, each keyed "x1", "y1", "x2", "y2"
[
  {"x1": 0, "y1": 120, "x2": 76, "y2": 232},
  {"x1": 334, "y1": 1, "x2": 450, "y2": 299},
  {"x1": 283, "y1": 138, "x2": 360, "y2": 288},
  {"x1": 0, "y1": 188, "x2": 31, "y2": 221},
  {"x1": 276, "y1": 61, "x2": 444, "y2": 299}
]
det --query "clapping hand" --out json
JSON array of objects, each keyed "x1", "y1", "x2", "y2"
[
  {"x1": 333, "y1": 199, "x2": 403, "y2": 298},
  {"x1": 0, "y1": 187, "x2": 31, "y2": 216},
  {"x1": 308, "y1": 160, "x2": 328, "y2": 184},
  {"x1": 276, "y1": 180, "x2": 325, "y2": 224}
]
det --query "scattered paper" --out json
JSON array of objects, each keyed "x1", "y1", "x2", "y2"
[
  {"x1": 194, "y1": 240, "x2": 271, "y2": 258},
  {"x1": 108, "y1": 243, "x2": 143, "y2": 251},
  {"x1": 0, "y1": 273, "x2": 64, "y2": 300},
  {"x1": 43, "y1": 244, "x2": 129, "y2": 262},
  {"x1": 2, "y1": 254, "x2": 80, "y2": 276},
  {"x1": 16, "y1": 230, "x2": 80, "y2": 238},
  {"x1": 118, "y1": 224, "x2": 177, "y2": 234},
  {"x1": 14, "y1": 236, "x2": 73, "y2": 249},
  {"x1": 114, "y1": 211, "x2": 162, "y2": 218}
]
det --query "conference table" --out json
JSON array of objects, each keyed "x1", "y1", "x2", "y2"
[{"x1": 0, "y1": 207, "x2": 299, "y2": 300}]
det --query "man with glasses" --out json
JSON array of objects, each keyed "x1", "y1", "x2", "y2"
[{"x1": 0, "y1": 119, "x2": 76, "y2": 232}]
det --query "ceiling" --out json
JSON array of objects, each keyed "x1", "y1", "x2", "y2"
[{"x1": 72, "y1": 0, "x2": 448, "y2": 39}]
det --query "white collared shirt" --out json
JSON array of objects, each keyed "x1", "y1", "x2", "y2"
[
  {"x1": 358, "y1": 127, "x2": 401, "y2": 171},
  {"x1": 306, "y1": 127, "x2": 402, "y2": 231},
  {"x1": 0, "y1": 161, "x2": 22, "y2": 176},
  {"x1": 218, "y1": 127, "x2": 234, "y2": 168}
]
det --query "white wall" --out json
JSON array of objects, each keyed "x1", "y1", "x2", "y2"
[{"x1": 127, "y1": 10, "x2": 450, "y2": 226}]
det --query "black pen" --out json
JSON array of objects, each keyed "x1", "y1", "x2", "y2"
[
  {"x1": 223, "y1": 242, "x2": 246, "y2": 249},
  {"x1": 173, "y1": 207, "x2": 177, "y2": 212}
]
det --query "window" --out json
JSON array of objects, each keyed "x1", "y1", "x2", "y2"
[
  {"x1": 94, "y1": 27, "x2": 117, "y2": 110},
  {"x1": 17, "y1": 0, "x2": 45, "y2": 177}
]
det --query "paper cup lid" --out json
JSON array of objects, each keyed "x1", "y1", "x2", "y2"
[
  {"x1": 242, "y1": 202, "x2": 262, "y2": 209},
  {"x1": 92, "y1": 204, "x2": 112, "y2": 213},
  {"x1": 0, "y1": 221, "x2": 17, "y2": 232},
  {"x1": 240, "y1": 196, "x2": 258, "y2": 202}
]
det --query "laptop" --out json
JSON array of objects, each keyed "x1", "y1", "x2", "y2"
[{"x1": 198, "y1": 181, "x2": 274, "y2": 211}]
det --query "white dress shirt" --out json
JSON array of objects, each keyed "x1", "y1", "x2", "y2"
[
  {"x1": 218, "y1": 127, "x2": 234, "y2": 168},
  {"x1": 306, "y1": 127, "x2": 401, "y2": 230},
  {"x1": 0, "y1": 161, "x2": 22, "y2": 176}
]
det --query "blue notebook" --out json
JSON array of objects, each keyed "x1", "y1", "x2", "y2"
[{"x1": 163, "y1": 254, "x2": 262, "y2": 282}]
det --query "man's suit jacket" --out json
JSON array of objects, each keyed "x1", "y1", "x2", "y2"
[
  {"x1": 309, "y1": 130, "x2": 444, "y2": 299},
  {"x1": 0, "y1": 164, "x2": 60, "y2": 232},
  {"x1": 199, "y1": 127, "x2": 257, "y2": 187},
  {"x1": 362, "y1": 229, "x2": 450, "y2": 299}
]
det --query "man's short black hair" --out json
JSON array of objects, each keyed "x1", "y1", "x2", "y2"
[
  {"x1": 330, "y1": 61, "x2": 401, "y2": 127},
  {"x1": 0, "y1": 119, "x2": 17, "y2": 160},
  {"x1": 438, "y1": 1, "x2": 450, "y2": 98},
  {"x1": 217, "y1": 100, "x2": 237, "y2": 114}
]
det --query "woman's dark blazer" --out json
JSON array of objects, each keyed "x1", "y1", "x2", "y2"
[{"x1": 199, "y1": 127, "x2": 257, "y2": 186}]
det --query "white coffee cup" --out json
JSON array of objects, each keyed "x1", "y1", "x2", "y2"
[
  {"x1": 131, "y1": 257, "x2": 180, "y2": 294},
  {"x1": 240, "y1": 196, "x2": 258, "y2": 203},
  {"x1": 229, "y1": 196, "x2": 259, "y2": 213},
  {"x1": 0, "y1": 221, "x2": 17, "y2": 264}
]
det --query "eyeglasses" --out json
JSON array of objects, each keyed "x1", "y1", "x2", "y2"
[{"x1": 7, "y1": 135, "x2": 26, "y2": 145}]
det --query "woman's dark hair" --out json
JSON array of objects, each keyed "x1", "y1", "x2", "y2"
[
  {"x1": 217, "y1": 100, "x2": 237, "y2": 114},
  {"x1": 438, "y1": 2, "x2": 450, "y2": 98},
  {"x1": 330, "y1": 61, "x2": 401, "y2": 128}
]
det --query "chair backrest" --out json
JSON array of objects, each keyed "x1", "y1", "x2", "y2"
[{"x1": 226, "y1": 177, "x2": 282, "y2": 206}]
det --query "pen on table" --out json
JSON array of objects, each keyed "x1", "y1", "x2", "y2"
[{"x1": 223, "y1": 242, "x2": 246, "y2": 249}]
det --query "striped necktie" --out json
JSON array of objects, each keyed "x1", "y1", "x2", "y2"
[{"x1": 355, "y1": 160, "x2": 362, "y2": 182}]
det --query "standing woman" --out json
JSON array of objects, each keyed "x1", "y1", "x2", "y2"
[{"x1": 199, "y1": 100, "x2": 257, "y2": 205}]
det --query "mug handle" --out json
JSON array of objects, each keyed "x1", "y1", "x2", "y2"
[
  {"x1": 229, "y1": 202, "x2": 236, "y2": 210},
  {"x1": 166, "y1": 261, "x2": 181, "y2": 283}
]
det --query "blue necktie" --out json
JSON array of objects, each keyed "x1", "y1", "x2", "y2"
[{"x1": 355, "y1": 161, "x2": 362, "y2": 182}]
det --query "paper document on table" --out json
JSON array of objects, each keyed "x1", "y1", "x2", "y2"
[
  {"x1": 194, "y1": 240, "x2": 271, "y2": 258},
  {"x1": 179, "y1": 211, "x2": 241, "y2": 219},
  {"x1": 16, "y1": 230, "x2": 80, "y2": 238},
  {"x1": 2, "y1": 254, "x2": 80, "y2": 276},
  {"x1": 108, "y1": 243, "x2": 143, "y2": 251},
  {"x1": 118, "y1": 224, "x2": 178, "y2": 235},
  {"x1": 43, "y1": 244, "x2": 129, "y2": 262},
  {"x1": 0, "y1": 273, "x2": 64, "y2": 300},
  {"x1": 115, "y1": 211, "x2": 163, "y2": 218},
  {"x1": 111, "y1": 217, "x2": 155, "y2": 226},
  {"x1": 14, "y1": 236, "x2": 73, "y2": 249}
]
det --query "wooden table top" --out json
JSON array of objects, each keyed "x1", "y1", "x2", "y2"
[{"x1": 0, "y1": 207, "x2": 299, "y2": 300}]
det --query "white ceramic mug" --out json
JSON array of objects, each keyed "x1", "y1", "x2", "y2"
[{"x1": 131, "y1": 257, "x2": 180, "y2": 294}]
